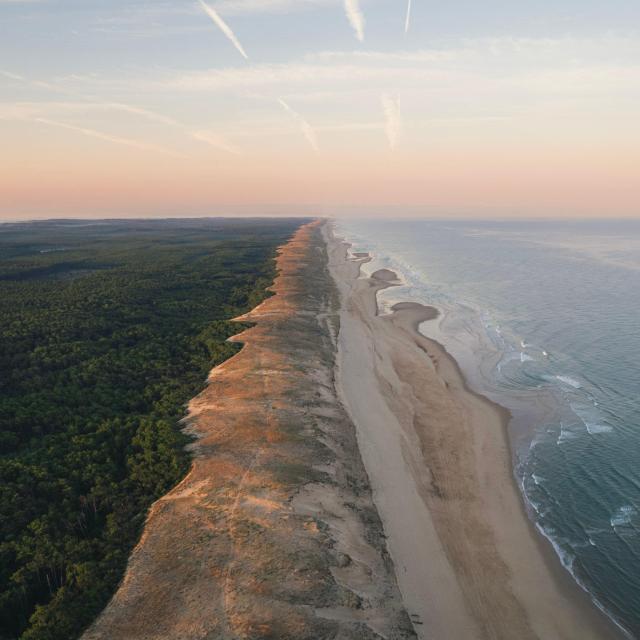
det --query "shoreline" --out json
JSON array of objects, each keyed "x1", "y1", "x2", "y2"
[
  {"x1": 417, "y1": 314, "x2": 629, "y2": 640},
  {"x1": 334, "y1": 234, "x2": 632, "y2": 639},
  {"x1": 326, "y1": 222, "x2": 622, "y2": 640}
]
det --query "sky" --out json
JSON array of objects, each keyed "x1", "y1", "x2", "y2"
[{"x1": 1, "y1": 0, "x2": 639, "y2": 219}]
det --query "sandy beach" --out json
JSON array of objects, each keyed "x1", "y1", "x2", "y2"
[{"x1": 325, "y1": 223, "x2": 621, "y2": 640}]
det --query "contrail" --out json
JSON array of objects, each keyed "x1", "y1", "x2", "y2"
[
  {"x1": 381, "y1": 94, "x2": 402, "y2": 150},
  {"x1": 106, "y1": 103, "x2": 180, "y2": 126},
  {"x1": 405, "y1": 0, "x2": 412, "y2": 33},
  {"x1": 0, "y1": 70, "x2": 25, "y2": 81},
  {"x1": 278, "y1": 99, "x2": 319, "y2": 152},
  {"x1": 35, "y1": 118, "x2": 186, "y2": 158},
  {"x1": 6, "y1": 70, "x2": 241, "y2": 155},
  {"x1": 191, "y1": 130, "x2": 242, "y2": 155},
  {"x1": 344, "y1": 0, "x2": 364, "y2": 42},
  {"x1": 198, "y1": 0, "x2": 249, "y2": 60},
  {"x1": 4, "y1": 70, "x2": 182, "y2": 126}
]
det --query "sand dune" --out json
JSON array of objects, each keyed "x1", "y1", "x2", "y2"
[{"x1": 83, "y1": 221, "x2": 414, "y2": 640}]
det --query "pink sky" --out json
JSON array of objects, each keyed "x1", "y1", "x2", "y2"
[{"x1": 1, "y1": 1, "x2": 639, "y2": 219}]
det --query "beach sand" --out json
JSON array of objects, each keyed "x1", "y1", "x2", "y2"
[{"x1": 325, "y1": 223, "x2": 622, "y2": 640}]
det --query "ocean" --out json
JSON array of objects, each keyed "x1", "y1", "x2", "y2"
[{"x1": 334, "y1": 218, "x2": 640, "y2": 638}]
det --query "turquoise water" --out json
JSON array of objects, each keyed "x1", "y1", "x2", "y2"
[{"x1": 335, "y1": 218, "x2": 640, "y2": 638}]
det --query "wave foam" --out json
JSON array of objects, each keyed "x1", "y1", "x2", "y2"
[
  {"x1": 586, "y1": 423, "x2": 614, "y2": 435},
  {"x1": 611, "y1": 505, "x2": 637, "y2": 528},
  {"x1": 557, "y1": 422, "x2": 579, "y2": 445},
  {"x1": 535, "y1": 522, "x2": 576, "y2": 572},
  {"x1": 570, "y1": 401, "x2": 614, "y2": 435},
  {"x1": 532, "y1": 473, "x2": 545, "y2": 486},
  {"x1": 556, "y1": 375, "x2": 582, "y2": 389}
]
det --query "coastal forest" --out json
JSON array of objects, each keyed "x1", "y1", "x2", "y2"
[{"x1": 0, "y1": 218, "x2": 304, "y2": 640}]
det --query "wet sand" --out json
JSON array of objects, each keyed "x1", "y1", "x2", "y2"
[{"x1": 326, "y1": 223, "x2": 621, "y2": 640}]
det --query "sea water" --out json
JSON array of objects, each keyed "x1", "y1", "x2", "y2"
[{"x1": 335, "y1": 218, "x2": 640, "y2": 637}]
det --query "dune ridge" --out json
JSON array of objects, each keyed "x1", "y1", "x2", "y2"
[{"x1": 83, "y1": 220, "x2": 415, "y2": 640}]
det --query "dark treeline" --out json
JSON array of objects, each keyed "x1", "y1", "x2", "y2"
[{"x1": 0, "y1": 218, "x2": 304, "y2": 639}]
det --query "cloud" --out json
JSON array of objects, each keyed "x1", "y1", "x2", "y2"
[
  {"x1": 212, "y1": 0, "x2": 337, "y2": 15},
  {"x1": 381, "y1": 93, "x2": 401, "y2": 149},
  {"x1": 278, "y1": 98, "x2": 319, "y2": 151},
  {"x1": 344, "y1": 0, "x2": 364, "y2": 42},
  {"x1": 219, "y1": 118, "x2": 383, "y2": 139},
  {"x1": 9, "y1": 34, "x2": 640, "y2": 158},
  {"x1": 405, "y1": 0, "x2": 411, "y2": 34},
  {"x1": 163, "y1": 62, "x2": 400, "y2": 92},
  {"x1": 198, "y1": 0, "x2": 248, "y2": 60},
  {"x1": 147, "y1": 36, "x2": 640, "y2": 135},
  {"x1": 34, "y1": 118, "x2": 186, "y2": 157}
]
